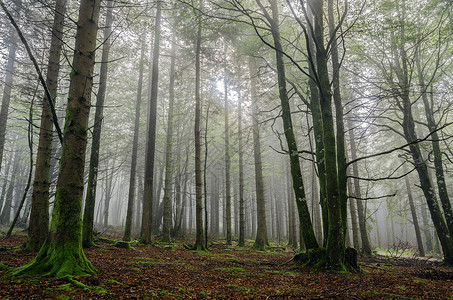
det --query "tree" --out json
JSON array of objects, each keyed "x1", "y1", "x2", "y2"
[
  {"x1": 123, "y1": 39, "x2": 145, "y2": 242},
  {"x1": 193, "y1": 0, "x2": 205, "y2": 250},
  {"x1": 26, "y1": 0, "x2": 66, "y2": 251},
  {"x1": 223, "y1": 52, "x2": 232, "y2": 245},
  {"x1": 141, "y1": 0, "x2": 162, "y2": 244},
  {"x1": 161, "y1": 11, "x2": 178, "y2": 243},
  {"x1": 0, "y1": 30, "x2": 17, "y2": 176},
  {"x1": 14, "y1": 0, "x2": 101, "y2": 277},
  {"x1": 83, "y1": 0, "x2": 114, "y2": 248},
  {"x1": 248, "y1": 56, "x2": 268, "y2": 250}
]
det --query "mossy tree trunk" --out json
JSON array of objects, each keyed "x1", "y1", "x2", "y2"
[
  {"x1": 82, "y1": 0, "x2": 114, "y2": 248},
  {"x1": 311, "y1": 0, "x2": 345, "y2": 270},
  {"x1": 256, "y1": 0, "x2": 319, "y2": 251},
  {"x1": 27, "y1": 0, "x2": 66, "y2": 251},
  {"x1": 14, "y1": 0, "x2": 100, "y2": 277},
  {"x1": 248, "y1": 56, "x2": 269, "y2": 250},
  {"x1": 415, "y1": 49, "x2": 453, "y2": 236}
]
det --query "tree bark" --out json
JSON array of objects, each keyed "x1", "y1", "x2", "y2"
[
  {"x1": 14, "y1": 0, "x2": 100, "y2": 277},
  {"x1": 141, "y1": 0, "x2": 162, "y2": 244},
  {"x1": 238, "y1": 88, "x2": 245, "y2": 247},
  {"x1": 223, "y1": 59, "x2": 232, "y2": 245},
  {"x1": 347, "y1": 118, "x2": 372, "y2": 256},
  {"x1": 257, "y1": 0, "x2": 318, "y2": 250},
  {"x1": 415, "y1": 49, "x2": 453, "y2": 236},
  {"x1": 193, "y1": 4, "x2": 205, "y2": 250},
  {"x1": 27, "y1": 0, "x2": 66, "y2": 251},
  {"x1": 248, "y1": 56, "x2": 268, "y2": 250},
  {"x1": 83, "y1": 0, "x2": 114, "y2": 247},
  {"x1": 123, "y1": 40, "x2": 145, "y2": 242},
  {"x1": 161, "y1": 17, "x2": 177, "y2": 243},
  {"x1": 0, "y1": 32, "x2": 17, "y2": 175},
  {"x1": 404, "y1": 171, "x2": 425, "y2": 256}
]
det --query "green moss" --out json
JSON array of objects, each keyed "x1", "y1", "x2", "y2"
[
  {"x1": 107, "y1": 279, "x2": 125, "y2": 286},
  {"x1": 114, "y1": 241, "x2": 134, "y2": 249},
  {"x1": 13, "y1": 239, "x2": 96, "y2": 278},
  {"x1": 214, "y1": 267, "x2": 247, "y2": 277}
]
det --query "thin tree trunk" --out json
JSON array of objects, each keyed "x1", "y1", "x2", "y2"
[
  {"x1": 123, "y1": 40, "x2": 145, "y2": 242},
  {"x1": 83, "y1": 0, "x2": 114, "y2": 247},
  {"x1": 193, "y1": 3, "x2": 205, "y2": 250},
  {"x1": 0, "y1": 32, "x2": 17, "y2": 175},
  {"x1": 415, "y1": 49, "x2": 453, "y2": 236},
  {"x1": 347, "y1": 118, "x2": 372, "y2": 255},
  {"x1": 404, "y1": 171, "x2": 425, "y2": 256},
  {"x1": 238, "y1": 88, "x2": 245, "y2": 247},
  {"x1": 223, "y1": 55, "x2": 232, "y2": 245},
  {"x1": 7, "y1": 90, "x2": 35, "y2": 237},
  {"x1": 161, "y1": 17, "x2": 177, "y2": 243},
  {"x1": 258, "y1": 0, "x2": 318, "y2": 250}
]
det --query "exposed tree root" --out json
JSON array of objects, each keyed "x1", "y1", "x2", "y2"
[
  {"x1": 293, "y1": 247, "x2": 361, "y2": 273},
  {"x1": 13, "y1": 241, "x2": 95, "y2": 278}
]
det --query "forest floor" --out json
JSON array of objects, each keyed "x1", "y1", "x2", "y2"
[{"x1": 1, "y1": 234, "x2": 453, "y2": 299}]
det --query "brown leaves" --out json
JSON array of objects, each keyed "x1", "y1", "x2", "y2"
[{"x1": 1, "y1": 235, "x2": 452, "y2": 299}]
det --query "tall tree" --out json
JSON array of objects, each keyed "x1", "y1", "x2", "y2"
[
  {"x1": 0, "y1": 31, "x2": 17, "y2": 175},
  {"x1": 248, "y1": 56, "x2": 268, "y2": 250},
  {"x1": 141, "y1": 0, "x2": 162, "y2": 244},
  {"x1": 254, "y1": 0, "x2": 319, "y2": 251},
  {"x1": 14, "y1": 0, "x2": 101, "y2": 277},
  {"x1": 223, "y1": 53, "x2": 232, "y2": 245},
  {"x1": 123, "y1": 40, "x2": 145, "y2": 242},
  {"x1": 237, "y1": 87, "x2": 245, "y2": 247},
  {"x1": 83, "y1": 0, "x2": 114, "y2": 248},
  {"x1": 193, "y1": 0, "x2": 205, "y2": 250},
  {"x1": 27, "y1": 0, "x2": 67, "y2": 251},
  {"x1": 161, "y1": 14, "x2": 178, "y2": 243}
]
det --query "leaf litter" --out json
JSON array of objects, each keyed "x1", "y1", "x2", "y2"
[{"x1": 1, "y1": 235, "x2": 452, "y2": 299}]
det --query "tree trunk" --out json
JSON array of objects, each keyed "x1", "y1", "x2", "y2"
[
  {"x1": 27, "y1": 0, "x2": 66, "y2": 250},
  {"x1": 415, "y1": 49, "x2": 453, "y2": 236},
  {"x1": 404, "y1": 171, "x2": 425, "y2": 256},
  {"x1": 390, "y1": 15, "x2": 453, "y2": 263},
  {"x1": 0, "y1": 32, "x2": 17, "y2": 175},
  {"x1": 83, "y1": 0, "x2": 114, "y2": 247},
  {"x1": 312, "y1": 0, "x2": 345, "y2": 269},
  {"x1": 193, "y1": 5, "x2": 205, "y2": 250},
  {"x1": 161, "y1": 18, "x2": 177, "y2": 243},
  {"x1": 328, "y1": 0, "x2": 348, "y2": 236},
  {"x1": 347, "y1": 118, "x2": 372, "y2": 255},
  {"x1": 258, "y1": 0, "x2": 318, "y2": 250},
  {"x1": 140, "y1": 0, "x2": 162, "y2": 244},
  {"x1": 223, "y1": 60, "x2": 232, "y2": 245},
  {"x1": 123, "y1": 40, "x2": 145, "y2": 242},
  {"x1": 14, "y1": 0, "x2": 100, "y2": 277},
  {"x1": 248, "y1": 56, "x2": 268, "y2": 250},
  {"x1": 238, "y1": 89, "x2": 245, "y2": 246}
]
